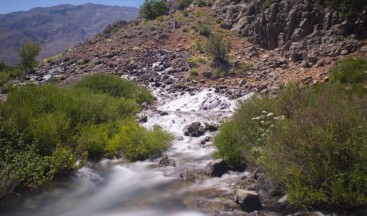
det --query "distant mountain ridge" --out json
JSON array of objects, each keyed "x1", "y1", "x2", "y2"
[{"x1": 0, "y1": 3, "x2": 138, "y2": 65}]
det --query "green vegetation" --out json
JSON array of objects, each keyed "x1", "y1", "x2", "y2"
[
  {"x1": 198, "y1": 24, "x2": 211, "y2": 37},
  {"x1": 196, "y1": 0, "x2": 207, "y2": 7},
  {"x1": 139, "y1": 0, "x2": 169, "y2": 20},
  {"x1": 0, "y1": 73, "x2": 172, "y2": 199},
  {"x1": 214, "y1": 57, "x2": 367, "y2": 209},
  {"x1": 324, "y1": 0, "x2": 367, "y2": 21},
  {"x1": 189, "y1": 68, "x2": 199, "y2": 78},
  {"x1": 175, "y1": 0, "x2": 193, "y2": 10},
  {"x1": 205, "y1": 34, "x2": 230, "y2": 63},
  {"x1": 19, "y1": 42, "x2": 41, "y2": 72},
  {"x1": 0, "y1": 63, "x2": 23, "y2": 90},
  {"x1": 329, "y1": 57, "x2": 367, "y2": 83}
]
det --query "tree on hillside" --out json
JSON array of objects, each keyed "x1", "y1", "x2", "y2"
[
  {"x1": 139, "y1": 0, "x2": 169, "y2": 20},
  {"x1": 19, "y1": 42, "x2": 41, "y2": 72}
]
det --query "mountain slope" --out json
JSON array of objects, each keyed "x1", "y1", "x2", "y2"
[{"x1": 0, "y1": 3, "x2": 138, "y2": 65}]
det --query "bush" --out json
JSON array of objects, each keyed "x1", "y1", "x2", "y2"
[
  {"x1": 107, "y1": 122, "x2": 173, "y2": 161},
  {"x1": 205, "y1": 34, "x2": 230, "y2": 62},
  {"x1": 74, "y1": 73, "x2": 154, "y2": 104},
  {"x1": 214, "y1": 83, "x2": 367, "y2": 209},
  {"x1": 196, "y1": 0, "x2": 207, "y2": 7},
  {"x1": 139, "y1": 0, "x2": 169, "y2": 20},
  {"x1": 0, "y1": 74, "x2": 170, "y2": 199},
  {"x1": 324, "y1": 0, "x2": 367, "y2": 21},
  {"x1": 330, "y1": 57, "x2": 367, "y2": 83},
  {"x1": 189, "y1": 68, "x2": 199, "y2": 77},
  {"x1": 18, "y1": 42, "x2": 41, "y2": 72},
  {"x1": 175, "y1": 0, "x2": 193, "y2": 10},
  {"x1": 198, "y1": 25, "x2": 211, "y2": 37}
]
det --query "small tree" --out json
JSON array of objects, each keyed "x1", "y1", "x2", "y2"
[
  {"x1": 205, "y1": 34, "x2": 230, "y2": 63},
  {"x1": 19, "y1": 42, "x2": 41, "y2": 72},
  {"x1": 139, "y1": 0, "x2": 169, "y2": 20}
]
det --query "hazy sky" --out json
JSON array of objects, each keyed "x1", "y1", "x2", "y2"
[{"x1": 0, "y1": 0, "x2": 145, "y2": 14}]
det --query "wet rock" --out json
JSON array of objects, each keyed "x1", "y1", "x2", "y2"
[
  {"x1": 138, "y1": 115, "x2": 148, "y2": 123},
  {"x1": 204, "y1": 123, "x2": 219, "y2": 132},
  {"x1": 361, "y1": 45, "x2": 367, "y2": 52},
  {"x1": 255, "y1": 174, "x2": 283, "y2": 206},
  {"x1": 235, "y1": 189, "x2": 262, "y2": 213},
  {"x1": 205, "y1": 159, "x2": 227, "y2": 177},
  {"x1": 158, "y1": 155, "x2": 176, "y2": 167},
  {"x1": 203, "y1": 71, "x2": 213, "y2": 79},
  {"x1": 158, "y1": 110, "x2": 169, "y2": 116},
  {"x1": 200, "y1": 136, "x2": 212, "y2": 145},
  {"x1": 184, "y1": 122, "x2": 205, "y2": 137},
  {"x1": 179, "y1": 170, "x2": 196, "y2": 182}
]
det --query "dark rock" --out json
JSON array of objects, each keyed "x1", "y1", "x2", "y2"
[
  {"x1": 179, "y1": 170, "x2": 196, "y2": 182},
  {"x1": 205, "y1": 159, "x2": 227, "y2": 177},
  {"x1": 203, "y1": 71, "x2": 213, "y2": 79},
  {"x1": 200, "y1": 136, "x2": 212, "y2": 144},
  {"x1": 158, "y1": 110, "x2": 169, "y2": 116},
  {"x1": 255, "y1": 174, "x2": 283, "y2": 205},
  {"x1": 184, "y1": 122, "x2": 205, "y2": 137},
  {"x1": 158, "y1": 155, "x2": 176, "y2": 167},
  {"x1": 235, "y1": 189, "x2": 262, "y2": 213},
  {"x1": 138, "y1": 115, "x2": 148, "y2": 123},
  {"x1": 204, "y1": 123, "x2": 218, "y2": 132}
]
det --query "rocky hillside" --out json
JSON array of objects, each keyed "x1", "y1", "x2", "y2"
[
  {"x1": 0, "y1": 3, "x2": 138, "y2": 65},
  {"x1": 26, "y1": 0, "x2": 367, "y2": 98}
]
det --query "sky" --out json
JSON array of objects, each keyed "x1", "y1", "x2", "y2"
[{"x1": 0, "y1": 0, "x2": 145, "y2": 14}]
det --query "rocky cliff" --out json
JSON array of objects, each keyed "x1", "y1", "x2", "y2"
[{"x1": 212, "y1": 0, "x2": 367, "y2": 67}]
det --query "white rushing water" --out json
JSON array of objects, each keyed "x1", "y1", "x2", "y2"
[{"x1": 1, "y1": 84, "x2": 252, "y2": 216}]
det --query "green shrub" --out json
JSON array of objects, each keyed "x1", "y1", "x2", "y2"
[
  {"x1": 139, "y1": 0, "x2": 169, "y2": 20},
  {"x1": 19, "y1": 42, "x2": 41, "y2": 72},
  {"x1": 205, "y1": 34, "x2": 230, "y2": 62},
  {"x1": 74, "y1": 73, "x2": 154, "y2": 104},
  {"x1": 187, "y1": 55, "x2": 207, "y2": 68},
  {"x1": 324, "y1": 0, "x2": 367, "y2": 21},
  {"x1": 189, "y1": 68, "x2": 199, "y2": 77},
  {"x1": 0, "y1": 74, "x2": 170, "y2": 199},
  {"x1": 214, "y1": 83, "x2": 367, "y2": 209},
  {"x1": 107, "y1": 122, "x2": 173, "y2": 161},
  {"x1": 175, "y1": 0, "x2": 193, "y2": 10},
  {"x1": 330, "y1": 57, "x2": 367, "y2": 83},
  {"x1": 196, "y1": 0, "x2": 207, "y2": 7},
  {"x1": 198, "y1": 25, "x2": 211, "y2": 37}
]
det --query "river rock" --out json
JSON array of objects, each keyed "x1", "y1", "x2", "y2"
[
  {"x1": 205, "y1": 159, "x2": 227, "y2": 177},
  {"x1": 158, "y1": 155, "x2": 176, "y2": 167},
  {"x1": 235, "y1": 189, "x2": 262, "y2": 213},
  {"x1": 138, "y1": 115, "x2": 148, "y2": 123},
  {"x1": 255, "y1": 174, "x2": 283, "y2": 207},
  {"x1": 179, "y1": 170, "x2": 196, "y2": 182},
  {"x1": 184, "y1": 122, "x2": 205, "y2": 137}
]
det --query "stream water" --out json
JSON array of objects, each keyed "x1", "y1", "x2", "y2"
[{"x1": 1, "y1": 85, "x2": 252, "y2": 216}]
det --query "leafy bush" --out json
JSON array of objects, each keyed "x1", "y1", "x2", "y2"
[
  {"x1": 107, "y1": 122, "x2": 173, "y2": 161},
  {"x1": 214, "y1": 83, "x2": 367, "y2": 209},
  {"x1": 189, "y1": 68, "x2": 199, "y2": 77},
  {"x1": 324, "y1": 0, "x2": 367, "y2": 21},
  {"x1": 330, "y1": 57, "x2": 367, "y2": 83},
  {"x1": 0, "y1": 74, "x2": 171, "y2": 199},
  {"x1": 175, "y1": 0, "x2": 193, "y2": 10},
  {"x1": 139, "y1": 0, "x2": 169, "y2": 20},
  {"x1": 19, "y1": 42, "x2": 41, "y2": 72},
  {"x1": 196, "y1": 0, "x2": 207, "y2": 7},
  {"x1": 198, "y1": 25, "x2": 211, "y2": 37},
  {"x1": 75, "y1": 73, "x2": 154, "y2": 104},
  {"x1": 205, "y1": 34, "x2": 230, "y2": 62}
]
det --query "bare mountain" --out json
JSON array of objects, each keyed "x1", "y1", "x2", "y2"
[{"x1": 0, "y1": 3, "x2": 138, "y2": 65}]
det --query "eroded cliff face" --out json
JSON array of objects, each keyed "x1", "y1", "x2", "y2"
[{"x1": 212, "y1": 0, "x2": 367, "y2": 66}]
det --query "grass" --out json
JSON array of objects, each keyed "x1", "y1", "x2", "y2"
[
  {"x1": 329, "y1": 57, "x2": 367, "y2": 83},
  {"x1": 0, "y1": 73, "x2": 172, "y2": 200}
]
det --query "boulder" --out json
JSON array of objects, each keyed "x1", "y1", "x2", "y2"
[
  {"x1": 138, "y1": 115, "x2": 148, "y2": 123},
  {"x1": 184, "y1": 122, "x2": 205, "y2": 137},
  {"x1": 205, "y1": 159, "x2": 227, "y2": 177},
  {"x1": 158, "y1": 155, "x2": 176, "y2": 167},
  {"x1": 255, "y1": 174, "x2": 283, "y2": 204},
  {"x1": 179, "y1": 170, "x2": 196, "y2": 182},
  {"x1": 235, "y1": 189, "x2": 262, "y2": 213}
]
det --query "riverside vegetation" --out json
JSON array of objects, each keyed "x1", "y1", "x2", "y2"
[
  {"x1": 0, "y1": 73, "x2": 173, "y2": 200},
  {"x1": 214, "y1": 57, "x2": 367, "y2": 210}
]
